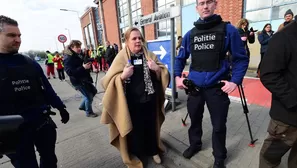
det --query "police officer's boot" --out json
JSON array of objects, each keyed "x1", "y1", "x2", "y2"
[{"x1": 213, "y1": 160, "x2": 225, "y2": 168}]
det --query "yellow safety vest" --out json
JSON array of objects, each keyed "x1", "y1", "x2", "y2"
[
  {"x1": 97, "y1": 46, "x2": 105, "y2": 57},
  {"x1": 47, "y1": 54, "x2": 54, "y2": 64}
]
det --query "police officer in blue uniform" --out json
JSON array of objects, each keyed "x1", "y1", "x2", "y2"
[
  {"x1": 174, "y1": 1, "x2": 249, "y2": 168},
  {"x1": 0, "y1": 15, "x2": 69, "y2": 168}
]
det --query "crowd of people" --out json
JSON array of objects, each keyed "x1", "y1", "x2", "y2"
[{"x1": 0, "y1": 0, "x2": 296, "y2": 168}]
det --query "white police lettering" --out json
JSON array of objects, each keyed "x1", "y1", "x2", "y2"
[
  {"x1": 194, "y1": 43, "x2": 215, "y2": 50},
  {"x1": 12, "y1": 80, "x2": 29, "y2": 85},
  {"x1": 194, "y1": 34, "x2": 216, "y2": 42},
  {"x1": 14, "y1": 86, "x2": 31, "y2": 92},
  {"x1": 193, "y1": 33, "x2": 216, "y2": 51},
  {"x1": 12, "y1": 79, "x2": 31, "y2": 92}
]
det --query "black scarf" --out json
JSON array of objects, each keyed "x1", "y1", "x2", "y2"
[{"x1": 194, "y1": 15, "x2": 223, "y2": 30}]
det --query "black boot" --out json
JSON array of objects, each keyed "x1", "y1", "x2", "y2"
[
  {"x1": 213, "y1": 160, "x2": 225, "y2": 168},
  {"x1": 182, "y1": 146, "x2": 201, "y2": 159}
]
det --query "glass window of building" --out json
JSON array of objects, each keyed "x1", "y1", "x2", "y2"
[
  {"x1": 245, "y1": 0, "x2": 271, "y2": 11},
  {"x1": 94, "y1": 7, "x2": 102, "y2": 45},
  {"x1": 131, "y1": 0, "x2": 142, "y2": 28},
  {"x1": 88, "y1": 24, "x2": 96, "y2": 49},
  {"x1": 117, "y1": 0, "x2": 142, "y2": 43},
  {"x1": 244, "y1": 0, "x2": 297, "y2": 31},
  {"x1": 273, "y1": 0, "x2": 297, "y2": 6},
  {"x1": 271, "y1": 3, "x2": 297, "y2": 19},
  {"x1": 84, "y1": 26, "x2": 91, "y2": 48},
  {"x1": 117, "y1": 0, "x2": 129, "y2": 43},
  {"x1": 245, "y1": 8, "x2": 271, "y2": 22},
  {"x1": 155, "y1": 0, "x2": 176, "y2": 39},
  {"x1": 183, "y1": 0, "x2": 196, "y2": 6}
]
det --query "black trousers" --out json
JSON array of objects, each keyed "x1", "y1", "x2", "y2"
[
  {"x1": 257, "y1": 53, "x2": 265, "y2": 73},
  {"x1": 7, "y1": 117, "x2": 57, "y2": 168},
  {"x1": 57, "y1": 68, "x2": 65, "y2": 80},
  {"x1": 98, "y1": 57, "x2": 107, "y2": 71},
  {"x1": 187, "y1": 87, "x2": 230, "y2": 161},
  {"x1": 127, "y1": 97, "x2": 158, "y2": 157}
]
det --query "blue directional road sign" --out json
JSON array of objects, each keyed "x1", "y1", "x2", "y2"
[{"x1": 147, "y1": 39, "x2": 172, "y2": 88}]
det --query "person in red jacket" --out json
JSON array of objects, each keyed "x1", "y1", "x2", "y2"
[{"x1": 53, "y1": 51, "x2": 65, "y2": 81}]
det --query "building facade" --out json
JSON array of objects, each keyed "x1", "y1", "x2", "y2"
[
  {"x1": 94, "y1": 0, "x2": 243, "y2": 48},
  {"x1": 80, "y1": 7, "x2": 103, "y2": 49},
  {"x1": 92, "y1": 0, "x2": 296, "y2": 68}
]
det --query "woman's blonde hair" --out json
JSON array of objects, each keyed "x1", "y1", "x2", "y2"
[
  {"x1": 236, "y1": 18, "x2": 249, "y2": 29},
  {"x1": 124, "y1": 27, "x2": 149, "y2": 60},
  {"x1": 124, "y1": 27, "x2": 146, "y2": 44}
]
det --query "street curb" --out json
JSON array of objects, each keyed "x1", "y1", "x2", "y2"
[{"x1": 161, "y1": 131, "x2": 213, "y2": 168}]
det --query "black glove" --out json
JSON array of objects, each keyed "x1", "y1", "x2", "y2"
[{"x1": 58, "y1": 108, "x2": 69, "y2": 124}]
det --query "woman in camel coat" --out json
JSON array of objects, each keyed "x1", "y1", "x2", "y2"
[{"x1": 101, "y1": 27, "x2": 170, "y2": 168}]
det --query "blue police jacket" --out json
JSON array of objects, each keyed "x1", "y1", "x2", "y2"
[{"x1": 174, "y1": 15, "x2": 249, "y2": 87}]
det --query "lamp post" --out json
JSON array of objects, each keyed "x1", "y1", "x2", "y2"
[
  {"x1": 60, "y1": 9, "x2": 80, "y2": 19},
  {"x1": 60, "y1": 8, "x2": 83, "y2": 47},
  {"x1": 65, "y1": 28, "x2": 72, "y2": 41}
]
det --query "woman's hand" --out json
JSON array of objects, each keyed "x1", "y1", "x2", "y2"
[
  {"x1": 148, "y1": 60, "x2": 161, "y2": 80},
  {"x1": 121, "y1": 65, "x2": 134, "y2": 80},
  {"x1": 147, "y1": 60, "x2": 160, "y2": 72},
  {"x1": 241, "y1": 36, "x2": 247, "y2": 41}
]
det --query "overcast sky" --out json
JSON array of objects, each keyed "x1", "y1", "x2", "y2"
[{"x1": 0, "y1": 0, "x2": 96, "y2": 52}]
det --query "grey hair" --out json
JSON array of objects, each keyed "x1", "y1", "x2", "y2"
[{"x1": 0, "y1": 15, "x2": 18, "y2": 32}]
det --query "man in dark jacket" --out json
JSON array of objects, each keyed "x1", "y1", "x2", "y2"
[
  {"x1": 0, "y1": 15, "x2": 69, "y2": 168},
  {"x1": 259, "y1": 15, "x2": 297, "y2": 168},
  {"x1": 105, "y1": 41, "x2": 116, "y2": 67},
  {"x1": 113, "y1": 43, "x2": 119, "y2": 55},
  {"x1": 63, "y1": 40, "x2": 98, "y2": 118}
]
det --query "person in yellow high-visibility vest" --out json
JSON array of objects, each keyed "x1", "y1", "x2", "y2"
[
  {"x1": 45, "y1": 51, "x2": 56, "y2": 79},
  {"x1": 89, "y1": 47, "x2": 99, "y2": 73},
  {"x1": 96, "y1": 44, "x2": 106, "y2": 72},
  {"x1": 53, "y1": 51, "x2": 65, "y2": 81}
]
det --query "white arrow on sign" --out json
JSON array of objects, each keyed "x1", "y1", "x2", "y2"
[{"x1": 153, "y1": 46, "x2": 167, "y2": 60}]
